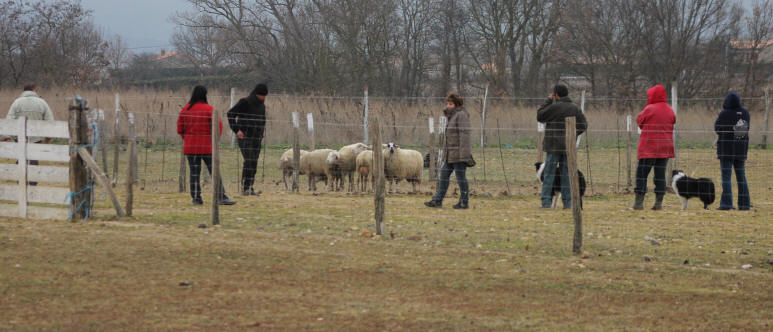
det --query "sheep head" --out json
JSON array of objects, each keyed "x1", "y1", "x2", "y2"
[
  {"x1": 326, "y1": 151, "x2": 340, "y2": 165},
  {"x1": 385, "y1": 142, "x2": 401, "y2": 156}
]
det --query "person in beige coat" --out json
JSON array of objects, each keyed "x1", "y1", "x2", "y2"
[
  {"x1": 425, "y1": 93, "x2": 474, "y2": 209},
  {"x1": 5, "y1": 84, "x2": 55, "y2": 186}
]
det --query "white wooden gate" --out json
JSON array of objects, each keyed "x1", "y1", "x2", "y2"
[{"x1": 0, "y1": 117, "x2": 70, "y2": 220}]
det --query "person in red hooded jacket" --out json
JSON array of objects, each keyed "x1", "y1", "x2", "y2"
[
  {"x1": 631, "y1": 85, "x2": 676, "y2": 210},
  {"x1": 177, "y1": 86, "x2": 236, "y2": 206}
]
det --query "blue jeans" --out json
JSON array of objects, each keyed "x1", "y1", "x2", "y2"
[
  {"x1": 432, "y1": 162, "x2": 469, "y2": 204},
  {"x1": 720, "y1": 158, "x2": 750, "y2": 210},
  {"x1": 541, "y1": 153, "x2": 572, "y2": 208},
  {"x1": 634, "y1": 158, "x2": 668, "y2": 195}
]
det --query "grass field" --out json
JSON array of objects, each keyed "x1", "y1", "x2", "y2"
[{"x1": 1, "y1": 145, "x2": 772, "y2": 330}]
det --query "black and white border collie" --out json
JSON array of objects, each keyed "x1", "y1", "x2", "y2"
[
  {"x1": 535, "y1": 162, "x2": 586, "y2": 209},
  {"x1": 671, "y1": 170, "x2": 715, "y2": 210}
]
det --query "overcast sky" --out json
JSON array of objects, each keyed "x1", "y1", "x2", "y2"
[
  {"x1": 81, "y1": 0, "x2": 758, "y2": 54},
  {"x1": 80, "y1": 0, "x2": 191, "y2": 52}
]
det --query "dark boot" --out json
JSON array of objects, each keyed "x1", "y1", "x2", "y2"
[
  {"x1": 424, "y1": 200, "x2": 442, "y2": 208},
  {"x1": 219, "y1": 195, "x2": 237, "y2": 206},
  {"x1": 630, "y1": 193, "x2": 645, "y2": 210},
  {"x1": 652, "y1": 193, "x2": 664, "y2": 210},
  {"x1": 452, "y1": 201, "x2": 469, "y2": 210}
]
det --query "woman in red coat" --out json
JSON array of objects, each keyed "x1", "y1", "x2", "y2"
[
  {"x1": 177, "y1": 86, "x2": 236, "y2": 206},
  {"x1": 631, "y1": 85, "x2": 676, "y2": 210}
]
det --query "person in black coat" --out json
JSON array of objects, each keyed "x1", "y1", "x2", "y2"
[
  {"x1": 536, "y1": 84, "x2": 588, "y2": 209},
  {"x1": 228, "y1": 83, "x2": 268, "y2": 196},
  {"x1": 715, "y1": 92, "x2": 750, "y2": 210}
]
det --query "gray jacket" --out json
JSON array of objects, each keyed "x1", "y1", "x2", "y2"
[{"x1": 6, "y1": 91, "x2": 55, "y2": 142}]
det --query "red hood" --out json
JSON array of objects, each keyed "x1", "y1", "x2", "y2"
[{"x1": 647, "y1": 85, "x2": 667, "y2": 105}]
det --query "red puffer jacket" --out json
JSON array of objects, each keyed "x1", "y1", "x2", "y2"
[
  {"x1": 637, "y1": 85, "x2": 676, "y2": 159},
  {"x1": 177, "y1": 103, "x2": 222, "y2": 155}
]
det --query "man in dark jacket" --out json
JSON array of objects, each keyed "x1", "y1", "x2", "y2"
[
  {"x1": 537, "y1": 84, "x2": 587, "y2": 209},
  {"x1": 715, "y1": 92, "x2": 750, "y2": 210},
  {"x1": 228, "y1": 83, "x2": 268, "y2": 196}
]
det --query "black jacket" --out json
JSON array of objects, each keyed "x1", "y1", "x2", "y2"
[
  {"x1": 537, "y1": 96, "x2": 587, "y2": 153},
  {"x1": 227, "y1": 96, "x2": 266, "y2": 139},
  {"x1": 715, "y1": 92, "x2": 749, "y2": 160}
]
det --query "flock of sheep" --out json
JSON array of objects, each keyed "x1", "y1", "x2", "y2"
[{"x1": 279, "y1": 143, "x2": 424, "y2": 194}]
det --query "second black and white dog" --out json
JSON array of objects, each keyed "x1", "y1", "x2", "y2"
[
  {"x1": 535, "y1": 162, "x2": 586, "y2": 209},
  {"x1": 671, "y1": 170, "x2": 715, "y2": 210}
]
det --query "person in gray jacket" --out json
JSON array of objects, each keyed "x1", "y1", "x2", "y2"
[
  {"x1": 537, "y1": 84, "x2": 587, "y2": 209},
  {"x1": 6, "y1": 84, "x2": 55, "y2": 137},
  {"x1": 5, "y1": 84, "x2": 55, "y2": 186}
]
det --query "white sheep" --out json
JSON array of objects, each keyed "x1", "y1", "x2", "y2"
[
  {"x1": 327, "y1": 143, "x2": 368, "y2": 192},
  {"x1": 326, "y1": 151, "x2": 345, "y2": 191},
  {"x1": 300, "y1": 149, "x2": 336, "y2": 191},
  {"x1": 355, "y1": 149, "x2": 375, "y2": 192},
  {"x1": 278, "y1": 148, "x2": 308, "y2": 190},
  {"x1": 383, "y1": 142, "x2": 423, "y2": 194}
]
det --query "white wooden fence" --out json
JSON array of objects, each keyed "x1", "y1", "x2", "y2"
[{"x1": 0, "y1": 117, "x2": 70, "y2": 220}]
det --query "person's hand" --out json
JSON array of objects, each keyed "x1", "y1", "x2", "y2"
[{"x1": 237, "y1": 130, "x2": 245, "y2": 139}]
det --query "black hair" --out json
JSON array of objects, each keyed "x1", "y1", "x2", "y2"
[
  {"x1": 23, "y1": 83, "x2": 35, "y2": 91},
  {"x1": 553, "y1": 84, "x2": 568, "y2": 98},
  {"x1": 251, "y1": 83, "x2": 268, "y2": 96},
  {"x1": 186, "y1": 85, "x2": 208, "y2": 110}
]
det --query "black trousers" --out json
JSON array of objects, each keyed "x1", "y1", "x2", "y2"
[
  {"x1": 238, "y1": 137, "x2": 262, "y2": 191},
  {"x1": 634, "y1": 158, "x2": 668, "y2": 195},
  {"x1": 186, "y1": 154, "x2": 225, "y2": 200}
]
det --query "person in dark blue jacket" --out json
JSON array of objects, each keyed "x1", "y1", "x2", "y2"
[{"x1": 714, "y1": 92, "x2": 750, "y2": 210}]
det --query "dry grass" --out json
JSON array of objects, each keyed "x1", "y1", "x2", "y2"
[
  {"x1": 1, "y1": 144, "x2": 772, "y2": 330},
  {"x1": 1, "y1": 189, "x2": 771, "y2": 330}
]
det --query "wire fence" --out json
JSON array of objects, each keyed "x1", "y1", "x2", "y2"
[{"x1": 78, "y1": 92, "x2": 772, "y2": 210}]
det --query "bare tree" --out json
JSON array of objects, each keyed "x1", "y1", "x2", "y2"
[{"x1": 743, "y1": 0, "x2": 773, "y2": 95}]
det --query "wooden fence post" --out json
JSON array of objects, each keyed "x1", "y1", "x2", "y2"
[
  {"x1": 626, "y1": 113, "x2": 633, "y2": 187},
  {"x1": 438, "y1": 116, "x2": 447, "y2": 167},
  {"x1": 211, "y1": 109, "x2": 221, "y2": 226},
  {"x1": 127, "y1": 113, "x2": 136, "y2": 216},
  {"x1": 480, "y1": 85, "x2": 488, "y2": 183},
  {"x1": 363, "y1": 87, "x2": 369, "y2": 145},
  {"x1": 78, "y1": 149, "x2": 125, "y2": 218},
  {"x1": 128, "y1": 113, "x2": 137, "y2": 183},
  {"x1": 112, "y1": 93, "x2": 120, "y2": 186},
  {"x1": 98, "y1": 110, "x2": 108, "y2": 176},
  {"x1": 579, "y1": 90, "x2": 594, "y2": 194},
  {"x1": 371, "y1": 113, "x2": 385, "y2": 236},
  {"x1": 565, "y1": 116, "x2": 582, "y2": 254},
  {"x1": 292, "y1": 112, "x2": 301, "y2": 193},
  {"x1": 763, "y1": 87, "x2": 770, "y2": 149},
  {"x1": 178, "y1": 148, "x2": 186, "y2": 193},
  {"x1": 230, "y1": 87, "x2": 236, "y2": 149},
  {"x1": 69, "y1": 97, "x2": 91, "y2": 221},
  {"x1": 17, "y1": 117, "x2": 27, "y2": 218},
  {"x1": 307, "y1": 113, "x2": 315, "y2": 150},
  {"x1": 537, "y1": 122, "x2": 545, "y2": 162},
  {"x1": 428, "y1": 117, "x2": 437, "y2": 181},
  {"x1": 496, "y1": 119, "x2": 511, "y2": 194},
  {"x1": 668, "y1": 82, "x2": 678, "y2": 175}
]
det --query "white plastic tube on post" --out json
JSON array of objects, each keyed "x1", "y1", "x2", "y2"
[
  {"x1": 363, "y1": 87, "x2": 369, "y2": 145},
  {"x1": 229, "y1": 87, "x2": 236, "y2": 149},
  {"x1": 576, "y1": 90, "x2": 586, "y2": 148}
]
